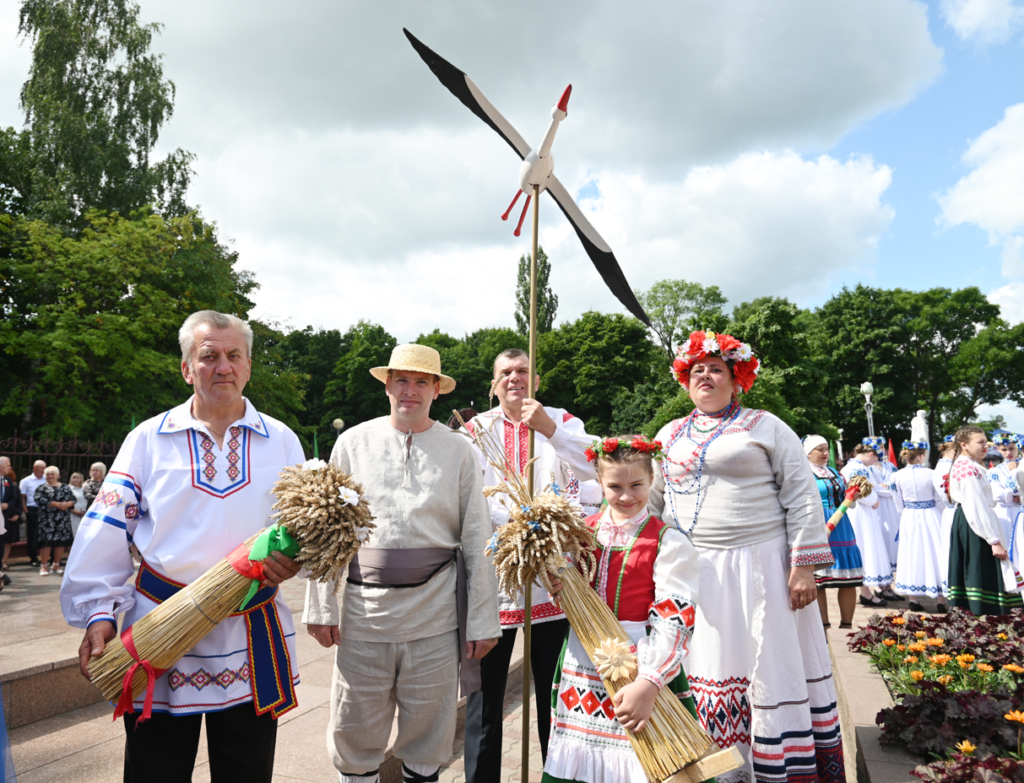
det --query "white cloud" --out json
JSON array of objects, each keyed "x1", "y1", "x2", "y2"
[
  {"x1": 938, "y1": 104, "x2": 1024, "y2": 279},
  {"x1": 940, "y1": 0, "x2": 1024, "y2": 44},
  {"x1": 989, "y1": 281, "x2": 1024, "y2": 324},
  {"x1": 976, "y1": 401, "x2": 1024, "y2": 431}
]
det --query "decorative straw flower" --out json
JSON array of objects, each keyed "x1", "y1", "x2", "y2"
[
  {"x1": 883, "y1": 639, "x2": 896, "y2": 647},
  {"x1": 592, "y1": 638, "x2": 638, "y2": 682},
  {"x1": 910, "y1": 671, "x2": 925, "y2": 681},
  {"x1": 338, "y1": 487, "x2": 360, "y2": 507},
  {"x1": 955, "y1": 740, "x2": 976, "y2": 756},
  {"x1": 904, "y1": 656, "x2": 918, "y2": 664},
  {"x1": 1005, "y1": 710, "x2": 1024, "y2": 724},
  {"x1": 978, "y1": 664, "x2": 995, "y2": 673}
]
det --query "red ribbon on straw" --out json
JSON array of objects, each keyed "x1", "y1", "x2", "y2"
[
  {"x1": 112, "y1": 625, "x2": 168, "y2": 723},
  {"x1": 825, "y1": 485, "x2": 863, "y2": 536},
  {"x1": 227, "y1": 541, "x2": 264, "y2": 581}
]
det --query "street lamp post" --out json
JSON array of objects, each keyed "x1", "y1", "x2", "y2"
[{"x1": 860, "y1": 382, "x2": 875, "y2": 439}]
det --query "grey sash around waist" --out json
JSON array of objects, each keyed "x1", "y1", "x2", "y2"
[{"x1": 347, "y1": 547, "x2": 480, "y2": 696}]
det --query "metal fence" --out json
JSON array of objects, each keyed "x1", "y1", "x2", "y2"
[{"x1": 0, "y1": 431, "x2": 121, "y2": 482}]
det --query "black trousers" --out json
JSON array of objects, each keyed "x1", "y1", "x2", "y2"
[
  {"x1": 463, "y1": 618, "x2": 569, "y2": 783},
  {"x1": 25, "y1": 506, "x2": 38, "y2": 561},
  {"x1": 123, "y1": 701, "x2": 278, "y2": 783}
]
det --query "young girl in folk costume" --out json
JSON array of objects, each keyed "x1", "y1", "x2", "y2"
[
  {"x1": 841, "y1": 446, "x2": 894, "y2": 607},
  {"x1": 891, "y1": 441, "x2": 947, "y2": 613},
  {"x1": 988, "y1": 433, "x2": 1022, "y2": 558},
  {"x1": 947, "y1": 426, "x2": 1024, "y2": 615},
  {"x1": 932, "y1": 437, "x2": 958, "y2": 597},
  {"x1": 866, "y1": 437, "x2": 901, "y2": 575},
  {"x1": 542, "y1": 436, "x2": 701, "y2": 783}
]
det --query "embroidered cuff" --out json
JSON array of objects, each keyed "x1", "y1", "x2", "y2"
[
  {"x1": 86, "y1": 611, "x2": 116, "y2": 628},
  {"x1": 637, "y1": 669, "x2": 668, "y2": 691},
  {"x1": 990, "y1": 538, "x2": 1003, "y2": 546},
  {"x1": 791, "y1": 547, "x2": 834, "y2": 568}
]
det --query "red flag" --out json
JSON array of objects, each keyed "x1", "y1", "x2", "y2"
[{"x1": 888, "y1": 439, "x2": 897, "y2": 467}]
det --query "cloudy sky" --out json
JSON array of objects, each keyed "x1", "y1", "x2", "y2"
[{"x1": 2, "y1": 0, "x2": 1023, "y2": 426}]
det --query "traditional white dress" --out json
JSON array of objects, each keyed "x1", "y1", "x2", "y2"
[
  {"x1": 469, "y1": 405, "x2": 600, "y2": 628},
  {"x1": 871, "y1": 461, "x2": 901, "y2": 570},
  {"x1": 60, "y1": 397, "x2": 305, "y2": 716},
  {"x1": 988, "y1": 463, "x2": 1022, "y2": 556},
  {"x1": 892, "y1": 465, "x2": 945, "y2": 599},
  {"x1": 932, "y1": 458, "x2": 956, "y2": 595},
  {"x1": 841, "y1": 461, "x2": 893, "y2": 589},
  {"x1": 544, "y1": 508, "x2": 699, "y2": 783},
  {"x1": 651, "y1": 406, "x2": 844, "y2": 783}
]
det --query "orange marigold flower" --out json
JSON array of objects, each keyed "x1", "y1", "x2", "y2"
[
  {"x1": 892, "y1": 617, "x2": 907, "y2": 626},
  {"x1": 904, "y1": 656, "x2": 919, "y2": 664},
  {"x1": 937, "y1": 675, "x2": 954, "y2": 686},
  {"x1": 978, "y1": 664, "x2": 995, "y2": 673},
  {"x1": 955, "y1": 740, "x2": 976, "y2": 756},
  {"x1": 915, "y1": 631, "x2": 927, "y2": 639},
  {"x1": 927, "y1": 638, "x2": 945, "y2": 647},
  {"x1": 1005, "y1": 710, "x2": 1024, "y2": 724},
  {"x1": 898, "y1": 645, "x2": 906, "y2": 652},
  {"x1": 959, "y1": 661, "x2": 971, "y2": 670},
  {"x1": 1004, "y1": 664, "x2": 1024, "y2": 674},
  {"x1": 930, "y1": 654, "x2": 953, "y2": 667},
  {"x1": 910, "y1": 671, "x2": 925, "y2": 681},
  {"x1": 883, "y1": 639, "x2": 896, "y2": 647},
  {"x1": 998, "y1": 633, "x2": 1009, "y2": 640},
  {"x1": 909, "y1": 643, "x2": 927, "y2": 653},
  {"x1": 956, "y1": 654, "x2": 976, "y2": 663}
]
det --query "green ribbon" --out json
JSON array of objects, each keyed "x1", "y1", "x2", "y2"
[{"x1": 239, "y1": 523, "x2": 302, "y2": 610}]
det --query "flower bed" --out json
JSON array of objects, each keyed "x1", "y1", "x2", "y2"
[{"x1": 849, "y1": 609, "x2": 1024, "y2": 782}]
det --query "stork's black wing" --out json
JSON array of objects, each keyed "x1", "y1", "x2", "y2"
[
  {"x1": 546, "y1": 176, "x2": 651, "y2": 326},
  {"x1": 403, "y1": 28, "x2": 530, "y2": 160}
]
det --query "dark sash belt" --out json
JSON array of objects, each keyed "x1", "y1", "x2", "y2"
[
  {"x1": 347, "y1": 546, "x2": 481, "y2": 696},
  {"x1": 135, "y1": 561, "x2": 298, "y2": 719}
]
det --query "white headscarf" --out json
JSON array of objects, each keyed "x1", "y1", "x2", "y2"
[{"x1": 803, "y1": 435, "x2": 828, "y2": 456}]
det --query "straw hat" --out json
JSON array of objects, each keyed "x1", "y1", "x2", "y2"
[{"x1": 370, "y1": 344, "x2": 456, "y2": 394}]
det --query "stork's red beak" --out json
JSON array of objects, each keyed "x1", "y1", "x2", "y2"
[{"x1": 557, "y1": 85, "x2": 572, "y2": 113}]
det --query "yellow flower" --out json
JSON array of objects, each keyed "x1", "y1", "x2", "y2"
[
  {"x1": 1003, "y1": 664, "x2": 1024, "y2": 674},
  {"x1": 883, "y1": 639, "x2": 896, "y2": 647},
  {"x1": 1005, "y1": 710, "x2": 1024, "y2": 724},
  {"x1": 910, "y1": 671, "x2": 925, "y2": 681},
  {"x1": 959, "y1": 661, "x2": 971, "y2": 670},
  {"x1": 897, "y1": 645, "x2": 906, "y2": 652},
  {"x1": 909, "y1": 643, "x2": 928, "y2": 653},
  {"x1": 955, "y1": 740, "x2": 976, "y2": 756},
  {"x1": 978, "y1": 664, "x2": 995, "y2": 673},
  {"x1": 930, "y1": 654, "x2": 953, "y2": 668},
  {"x1": 892, "y1": 617, "x2": 907, "y2": 626},
  {"x1": 904, "y1": 656, "x2": 919, "y2": 664},
  {"x1": 956, "y1": 654, "x2": 976, "y2": 663},
  {"x1": 927, "y1": 638, "x2": 945, "y2": 647},
  {"x1": 937, "y1": 675, "x2": 954, "y2": 686},
  {"x1": 915, "y1": 631, "x2": 927, "y2": 639},
  {"x1": 999, "y1": 633, "x2": 1009, "y2": 640}
]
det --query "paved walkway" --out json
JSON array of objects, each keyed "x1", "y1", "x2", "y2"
[{"x1": 2, "y1": 554, "x2": 934, "y2": 782}]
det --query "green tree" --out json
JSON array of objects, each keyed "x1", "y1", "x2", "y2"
[
  {"x1": 537, "y1": 311, "x2": 661, "y2": 434},
  {"x1": 3, "y1": 0, "x2": 193, "y2": 227},
  {"x1": 322, "y1": 321, "x2": 396, "y2": 432},
  {"x1": 514, "y1": 246, "x2": 558, "y2": 335},
  {"x1": 635, "y1": 279, "x2": 728, "y2": 359},
  {"x1": 245, "y1": 319, "x2": 307, "y2": 446},
  {"x1": 0, "y1": 209, "x2": 255, "y2": 436},
  {"x1": 279, "y1": 326, "x2": 345, "y2": 443}
]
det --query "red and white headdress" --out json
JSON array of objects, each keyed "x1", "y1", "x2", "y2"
[{"x1": 671, "y1": 330, "x2": 760, "y2": 393}]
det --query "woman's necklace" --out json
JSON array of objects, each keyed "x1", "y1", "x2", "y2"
[{"x1": 661, "y1": 400, "x2": 742, "y2": 536}]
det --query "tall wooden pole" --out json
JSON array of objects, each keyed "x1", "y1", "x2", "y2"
[{"x1": 522, "y1": 183, "x2": 540, "y2": 780}]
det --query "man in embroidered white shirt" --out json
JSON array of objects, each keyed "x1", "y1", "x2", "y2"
[
  {"x1": 463, "y1": 348, "x2": 600, "y2": 783},
  {"x1": 61, "y1": 310, "x2": 306, "y2": 783}
]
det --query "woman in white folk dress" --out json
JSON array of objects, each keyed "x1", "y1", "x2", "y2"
[
  {"x1": 650, "y1": 330, "x2": 845, "y2": 783},
  {"x1": 841, "y1": 446, "x2": 894, "y2": 608},
  {"x1": 933, "y1": 438, "x2": 958, "y2": 598},
  {"x1": 988, "y1": 433, "x2": 1022, "y2": 558},
  {"x1": 892, "y1": 441, "x2": 947, "y2": 613}
]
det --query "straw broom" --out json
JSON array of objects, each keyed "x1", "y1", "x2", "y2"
[
  {"x1": 89, "y1": 460, "x2": 375, "y2": 706},
  {"x1": 455, "y1": 412, "x2": 729, "y2": 783},
  {"x1": 825, "y1": 474, "x2": 872, "y2": 535}
]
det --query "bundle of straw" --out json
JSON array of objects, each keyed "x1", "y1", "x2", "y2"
[
  {"x1": 456, "y1": 412, "x2": 725, "y2": 783},
  {"x1": 825, "y1": 474, "x2": 872, "y2": 536},
  {"x1": 89, "y1": 460, "x2": 374, "y2": 706}
]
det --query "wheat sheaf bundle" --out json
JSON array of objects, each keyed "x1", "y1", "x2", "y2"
[
  {"x1": 455, "y1": 410, "x2": 729, "y2": 782},
  {"x1": 89, "y1": 459, "x2": 374, "y2": 708}
]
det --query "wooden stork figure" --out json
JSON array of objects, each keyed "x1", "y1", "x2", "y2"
[{"x1": 404, "y1": 29, "x2": 652, "y2": 780}]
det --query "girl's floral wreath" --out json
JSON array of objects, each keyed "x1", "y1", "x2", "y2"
[
  {"x1": 585, "y1": 435, "x2": 664, "y2": 463},
  {"x1": 901, "y1": 440, "x2": 928, "y2": 451},
  {"x1": 993, "y1": 432, "x2": 1020, "y2": 447},
  {"x1": 671, "y1": 330, "x2": 760, "y2": 393}
]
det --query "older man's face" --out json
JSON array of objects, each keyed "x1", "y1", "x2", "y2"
[
  {"x1": 181, "y1": 325, "x2": 251, "y2": 408},
  {"x1": 33, "y1": 460, "x2": 45, "y2": 478}
]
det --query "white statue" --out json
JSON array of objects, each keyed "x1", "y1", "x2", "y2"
[{"x1": 911, "y1": 409, "x2": 929, "y2": 445}]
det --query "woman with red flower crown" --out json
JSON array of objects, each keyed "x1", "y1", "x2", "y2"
[{"x1": 649, "y1": 331, "x2": 845, "y2": 783}]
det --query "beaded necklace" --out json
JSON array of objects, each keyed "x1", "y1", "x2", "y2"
[
  {"x1": 660, "y1": 400, "x2": 742, "y2": 536},
  {"x1": 594, "y1": 509, "x2": 650, "y2": 617}
]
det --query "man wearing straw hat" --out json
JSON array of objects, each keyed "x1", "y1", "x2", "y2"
[
  {"x1": 463, "y1": 347, "x2": 600, "y2": 783},
  {"x1": 304, "y1": 343, "x2": 501, "y2": 783},
  {"x1": 61, "y1": 310, "x2": 307, "y2": 783}
]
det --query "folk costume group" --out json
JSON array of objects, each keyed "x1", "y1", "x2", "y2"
[{"x1": 59, "y1": 310, "x2": 861, "y2": 783}]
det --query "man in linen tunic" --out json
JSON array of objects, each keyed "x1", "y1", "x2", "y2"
[
  {"x1": 304, "y1": 344, "x2": 501, "y2": 783},
  {"x1": 463, "y1": 348, "x2": 599, "y2": 782},
  {"x1": 61, "y1": 311, "x2": 305, "y2": 783}
]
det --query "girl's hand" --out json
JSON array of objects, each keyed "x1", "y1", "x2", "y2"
[
  {"x1": 547, "y1": 573, "x2": 563, "y2": 608},
  {"x1": 613, "y1": 678, "x2": 659, "y2": 732},
  {"x1": 993, "y1": 543, "x2": 1009, "y2": 561}
]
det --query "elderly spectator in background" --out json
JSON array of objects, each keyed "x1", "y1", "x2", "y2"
[
  {"x1": 68, "y1": 473, "x2": 88, "y2": 538},
  {"x1": 20, "y1": 460, "x2": 47, "y2": 567},
  {"x1": 83, "y1": 462, "x2": 106, "y2": 506},
  {"x1": 35, "y1": 466, "x2": 74, "y2": 576},
  {"x1": 1, "y1": 457, "x2": 21, "y2": 583}
]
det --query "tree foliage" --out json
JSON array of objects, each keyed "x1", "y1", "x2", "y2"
[
  {"x1": 514, "y1": 246, "x2": 558, "y2": 336},
  {"x1": 636, "y1": 279, "x2": 728, "y2": 359},
  {"x1": 321, "y1": 321, "x2": 396, "y2": 436}
]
